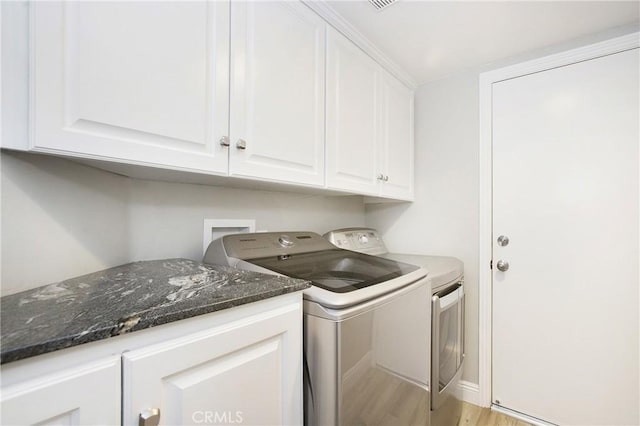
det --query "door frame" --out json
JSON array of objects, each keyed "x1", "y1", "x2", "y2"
[{"x1": 477, "y1": 31, "x2": 639, "y2": 407}]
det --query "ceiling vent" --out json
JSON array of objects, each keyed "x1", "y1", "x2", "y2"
[{"x1": 368, "y1": 0, "x2": 399, "y2": 12}]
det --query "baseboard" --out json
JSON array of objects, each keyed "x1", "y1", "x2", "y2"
[
  {"x1": 491, "y1": 405, "x2": 556, "y2": 426},
  {"x1": 458, "y1": 380, "x2": 481, "y2": 406}
]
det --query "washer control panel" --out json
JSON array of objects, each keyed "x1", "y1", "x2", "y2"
[
  {"x1": 218, "y1": 231, "x2": 336, "y2": 260},
  {"x1": 324, "y1": 228, "x2": 388, "y2": 256}
]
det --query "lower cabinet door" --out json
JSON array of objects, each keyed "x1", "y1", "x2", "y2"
[
  {"x1": 122, "y1": 302, "x2": 303, "y2": 426},
  {"x1": 0, "y1": 356, "x2": 121, "y2": 426}
]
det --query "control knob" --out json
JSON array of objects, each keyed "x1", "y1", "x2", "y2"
[{"x1": 278, "y1": 235, "x2": 294, "y2": 248}]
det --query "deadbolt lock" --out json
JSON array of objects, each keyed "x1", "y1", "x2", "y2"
[{"x1": 497, "y1": 235, "x2": 510, "y2": 247}]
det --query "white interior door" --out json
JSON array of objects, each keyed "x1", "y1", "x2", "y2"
[{"x1": 492, "y1": 48, "x2": 639, "y2": 425}]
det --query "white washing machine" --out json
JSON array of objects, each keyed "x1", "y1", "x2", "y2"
[
  {"x1": 203, "y1": 231, "x2": 431, "y2": 425},
  {"x1": 324, "y1": 228, "x2": 465, "y2": 426}
]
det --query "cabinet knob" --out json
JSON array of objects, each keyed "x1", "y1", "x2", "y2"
[
  {"x1": 236, "y1": 139, "x2": 247, "y2": 150},
  {"x1": 377, "y1": 173, "x2": 384, "y2": 181},
  {"x1": 384, "y1": 175, "x2": 389, "y2": 182},
  {"x1": 219, "y1": 136, "x2": 230, "y2": 147},
  {"x1": 139, "y1": 408, "x2": 160, "y2": 426}
]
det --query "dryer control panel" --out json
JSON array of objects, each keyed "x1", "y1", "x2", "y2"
[{"x1": 323, "y1": 228, "x2": 388, "y2": 256}]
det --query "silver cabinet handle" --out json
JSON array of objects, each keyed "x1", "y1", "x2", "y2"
[
  {"x1": 219, "y1": 136, "x2": 230, "y2": 147},
  {"x1": 496, "y1": 260, "x2": 509, "y2": 272},
  {"x1": 236, "y1": 139, "x2": 247, "y2": 150},
  {"x1": 384, "y1": 175, "x2": 389, "y2": 182},
  {"x1": 139, "y1": 408, "x2": 160, "y2": 426},
  {"x1": 377, "y1": 173, "x2": 384, "y2": 181},
  {"x1": 497, "y1": 235, "x2": 509, "y2": 246}
]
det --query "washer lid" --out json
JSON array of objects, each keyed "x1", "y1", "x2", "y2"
[{"x1": 245, "y1": 248, "x2": 420, "y2": 294}]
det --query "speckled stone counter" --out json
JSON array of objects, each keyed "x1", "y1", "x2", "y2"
[{"x1": 0, "y1": 259, "x2": 310, "y2": 364}]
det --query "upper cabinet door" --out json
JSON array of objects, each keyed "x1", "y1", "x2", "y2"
[
  {"x1": 379, "y1": 72, "x2": 414, "y2": 200},
  {"x1": 229, "y1": 2, "x2": 325, "y2": 187},
  {"x1": 326, "y1": 27, "x2": 381, "y2": 195},
  {"x1": 31, "y1": 1, "x2": 230, "y2": 173}
]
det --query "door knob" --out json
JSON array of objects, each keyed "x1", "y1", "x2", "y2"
[
  {"x1": 496, "y1": 260, "x2": 509, "y2": 272},
  {"x1": 497, "y1": 235, "x2": 509, "y2": 246}
]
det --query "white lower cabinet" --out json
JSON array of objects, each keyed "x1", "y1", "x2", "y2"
[
  {"x1": 0, "y1": 356, "x2": 121, "y2": 425},
  {"x1": 0, "y1": 295, "x2": 303, "y2": 426},
  {"x1": 122, "y1": 302, "x2": 303, "y2": 426}
]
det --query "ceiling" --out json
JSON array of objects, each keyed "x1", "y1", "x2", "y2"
[{"x1": 326, "y1": 1, "x2": 640, "y2": 85}]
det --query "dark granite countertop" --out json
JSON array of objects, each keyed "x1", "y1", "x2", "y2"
[{"x1": 0, "y1": 259, "x2": 310, "y2": 364}]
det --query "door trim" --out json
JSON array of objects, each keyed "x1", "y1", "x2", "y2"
[{"x1": 477, "y1": 31, "x2": 639, "y2": 407}]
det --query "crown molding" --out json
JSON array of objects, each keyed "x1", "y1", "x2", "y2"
[{"x1": 303, "y1": 0, "x2": 418, "y2": 89}]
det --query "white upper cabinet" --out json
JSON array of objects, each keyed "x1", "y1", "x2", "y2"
[
  {"x1": 11, "y1": 1, "x2": 413, "y2": 199},
  {"x1": 31, "y1": 1, "x2": 230, "y2": 173},
  {"x1": 326, "y1": 28, "x2": 414, "y2": 200},
  {"x1": 379, "y1": 71, "x2": 414, "y2": 200},
  {"x1": 229, "y1": 2, "x2": 326, "y2": 186},
  {"x1": 326, "y1": 27, "x2": 381, "y2": 195}
]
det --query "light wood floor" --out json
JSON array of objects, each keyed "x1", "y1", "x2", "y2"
[{"x1": 459, "y1": 402, "x2": 533, "y2": 426}]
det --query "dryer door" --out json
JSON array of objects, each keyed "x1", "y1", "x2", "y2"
[{"x1": 431, "y1": 283, "x2": 464, "y2": 416}]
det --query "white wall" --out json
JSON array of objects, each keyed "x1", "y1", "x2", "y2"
[
  {"x1": 127, "y1": 176, "x2": 365, "y2": 262},
  {"x1": 1, "y1": 151, "x2": 365, "y2": 296},
  {"x1": 365, "y1": 72, "x2": 480, "y2": 384},
  {"x1": 1, "y1": 151, "x2": 130, "y2": 296}
]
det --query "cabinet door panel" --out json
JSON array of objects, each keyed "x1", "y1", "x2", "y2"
[
  {"x1": 326, "y1": 27, "x2": 380, "y2": 195},
  {"x1": 0, "y1": 356, "x2": 120, "y2": 426},
  {"x1": 122, "y1": 302, "x2": 303, "y2": 426},
  {"x1": 32, "y1": 1, "x2": 229, "y2": 173},
  {"x1": 380, "y1": 72, "x2": 414, "y2": 200},
  {"x1": 230, "y1": 2, "x2": 325, "y2": 186}
]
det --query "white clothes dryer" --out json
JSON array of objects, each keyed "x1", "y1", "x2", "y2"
[{"x1": 324, "y1": 228, "x2": 465, "y2": 426}]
